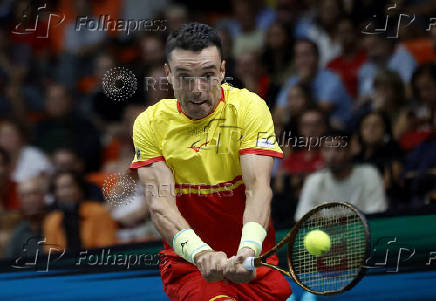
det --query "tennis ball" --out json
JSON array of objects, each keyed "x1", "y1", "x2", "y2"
[{"x1": 303, "y1": 229, "x2": 331, "y2": 257}]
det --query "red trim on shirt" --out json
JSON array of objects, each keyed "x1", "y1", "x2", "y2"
[
  {"x1": 130, "y1": 156, "x2": 165, "y2": 169},
  {"x1": 175, "y1": 175, "x2": 243, "y2": 190},
  {"x1": 177, "y1": 87, "x2": 225, "y2": 120},
  {"x1": 239, "y1": 148, "x2": 284, "y2": 159}
]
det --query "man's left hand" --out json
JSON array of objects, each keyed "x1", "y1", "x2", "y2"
[{"x1": 224, "y1": 247, "x2": 256, "y2": 283}]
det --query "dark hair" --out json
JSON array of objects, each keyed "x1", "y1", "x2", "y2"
[
  {"x1": 0, "y1": 146, "x2": 10, "y2": 166},
  {"x1": 165, "y1": 23, "x2": 223, "y2": 63},
  {"x1": 0, "y1": 119, "x2": 29, "y2": 143},
  {"x1": 373, "y1": 69, "x2": 405, "y2": 106},
  {"x1": 358, "y1": 110, "x2": 393, "y2": 140},
  {"x1": 295, "y1": 38, "x2": 319, "y2": 58},
  {"x1": 323, "y1": 128, "x2": 351, "y2": 146},
  {"x1": 298, "y1": 107, "x2": 327, "y2": 126},
  {"x1": 50, "y1": 170, "x2": 87, "y2": 196},
  {"x1": 411, "y1": 63, "x2": 436, "y2": 101}
]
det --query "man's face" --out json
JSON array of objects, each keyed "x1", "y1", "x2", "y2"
[
  {"x1": 165, "y1": 46, "x2": 225, "y2": 119},
  {"x1": 45, "y1": 85, "x2": 71, "y2": 118},
  {"x1": 416, "y1": 73, "x2": 436, "y2": 106},
  {"x1": 18, "y1": 179, "x2": 46, "y2": 216},
  {"x1": 295, "y1": 42, "x2": 318, "y2": 78},
  {"x1": 55, "y1": 174, "x2": 81, "y2": 205},
  {"x1": 299, "y1": 111, "x2": 326, "y2": 138},
  {"x1": 322, "y1": 138, "x2": 351, "y2": 172}
]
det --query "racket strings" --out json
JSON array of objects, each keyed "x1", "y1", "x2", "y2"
[{"x1": 290, "y1": 204, "x2": 366, "y2": 293}]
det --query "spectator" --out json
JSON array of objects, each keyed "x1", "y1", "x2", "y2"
[
  {"x1": 327, "y1": 17, "x2": 367, "y2": 99},
  {"x1": 275, "y1": 82, "x2": 314, "y2": 138},
  {"x1": 396, "y1": 64, "x2": 436, "y2": 151},
  {"x1": 351, "y1": 70, "x2": 406, "y2": 133},
  {"x1": 295, "y1": 130, "x2": 387, "y2": 220},
  {"x1": 51, "y1": 148, "x2": 104, "y2": 203},
  {"x1": 276, "y1": 39, "x2": 352, "y2": 127},
  {"x1": 43, "y1": 171, "x2": 116, "y2": 252},
  {"x1": 353, "y1": 111, "x2": 405, "y2": 208},
  {"x1": 402, "y1": 132, "x2": 436, "y2": 209},
  {"x1": 235, "y1": 50, "x2": 279, "y2": 107},
  {"x1": 0, "y1": 120, "x2": 52, "y2": 184},
  {"x1": 272, "y1": 109, "x2": 326, "y2": 228},
  {"x1": 402, "y1": 112, "x2": 436, "y2": 209},
  {"x1": 261, "y1": 23, "x2": 294, "y2": 85},
  {"x1": 90, "y1": 53, "x2": 133, "y2": 125},
  {"x1": 33, "y1": 82, "x2": 101, "y2": 172},
  {"x1": 297, "y1": 0, "x2": 344, "y2": 67},
  {"x1": 358, "y1": 35, "x2": 417, "y2": 98},
  {"x1": 232, "y1": 0, "x2": 265, "y2": 57},
  {"x1": 59, "y1": 0, "x2": 106, "y2": 88},
  {"x1": 5, "y1": 177, "x2": 46, "y2": 258},
  {"x1": 411, "y1": 63, "x2": 436, "y2": 128}
]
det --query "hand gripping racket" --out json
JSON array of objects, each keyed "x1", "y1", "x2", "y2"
[{"x1": 242, "y1": 202, "x2": 371, "y2": 295}]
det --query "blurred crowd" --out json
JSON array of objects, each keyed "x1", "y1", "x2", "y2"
[{"x1": 0, "y1": 0, "x2": 435, "y2": 258}]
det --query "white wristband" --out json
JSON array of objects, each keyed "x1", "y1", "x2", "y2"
[
  {"x1": 173, "y1": 229, "x2": 212, "y2": 263},
  {"x1": 238, "y1": 222, "x2": 267, "y2": 257}
]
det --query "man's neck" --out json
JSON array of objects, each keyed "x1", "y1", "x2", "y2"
[{"x1": 331, "y1": 166, "x2": 352, "y2": 181}]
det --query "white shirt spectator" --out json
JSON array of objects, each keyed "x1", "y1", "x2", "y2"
[
  {"x1": 295, "y1": 165, "x2": 387, "y2": 221},
  {"x1": 12, "y1": 146, "x2": 53, "y2": 183}
]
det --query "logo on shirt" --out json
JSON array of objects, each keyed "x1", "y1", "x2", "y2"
[
  {"x1": 256, "y1": 138, "x2": 275, "y2": 148},
  {"x1": 188, "y1": 140, "x2": 209, "y2": 152}
]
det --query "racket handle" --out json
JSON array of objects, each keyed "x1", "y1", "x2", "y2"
[{"x1": 242, "y1": 257, "x2": 255, "y2": 270}]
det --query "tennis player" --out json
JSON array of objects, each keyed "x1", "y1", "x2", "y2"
[{"x1": 130, "y1": 23, "x2": 292, "y2": 300}]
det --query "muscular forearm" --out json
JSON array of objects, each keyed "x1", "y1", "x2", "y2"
[
  {"x1": 243, "y1": 184, "x2": 272, "y2": 230},
  {"x1": 148, "y1": 193, "x2": 190, "y2": 247}
]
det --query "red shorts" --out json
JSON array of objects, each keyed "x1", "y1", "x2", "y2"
[{"x1": 159, "y1": 250, "x2": 292, "y2": 301}]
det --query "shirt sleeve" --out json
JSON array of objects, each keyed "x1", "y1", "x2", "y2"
[
  {"x1": 239, "y1": 93, "x2": 283, "y2": 158},
  {"x1": 130, "y1": 110, "x2": 165, "y2": 169}
]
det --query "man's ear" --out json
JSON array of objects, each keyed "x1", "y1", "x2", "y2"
[
  {"x1": 164, "y1": 63, "x2": 172, "y2": 85},
  {"x1": 220, "y1": 60, "x2": 226, "y2": 82}
]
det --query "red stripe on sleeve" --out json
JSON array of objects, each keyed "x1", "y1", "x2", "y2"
[
  {"x1": 239, "y1": 148, "x2": 284, "y2": 159},
  {"x1": 129, "y1": 156, "x2": 165, "y2": 169}
]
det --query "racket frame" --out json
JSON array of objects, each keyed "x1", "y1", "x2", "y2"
[{"x1": 255, "y1": 201, "x2": 371, "y2": 295}]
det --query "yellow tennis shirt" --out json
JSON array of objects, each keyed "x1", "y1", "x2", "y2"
[{"x1": 130, "y1": 83, "x2": 282, "y2": 257}]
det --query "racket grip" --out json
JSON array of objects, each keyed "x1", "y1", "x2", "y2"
[{"x1": 242, "y1": 257, "x2": 255, "y2": 270}]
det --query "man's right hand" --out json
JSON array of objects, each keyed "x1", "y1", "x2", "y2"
[{"x1": 194, "y1": 250, "x2": 228, "y2": 282}]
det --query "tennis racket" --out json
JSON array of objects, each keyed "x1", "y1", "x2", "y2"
[{"x1": 242, "y1": 202, "x2": 371, "y2": 295}]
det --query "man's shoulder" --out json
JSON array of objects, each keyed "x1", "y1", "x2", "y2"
[
  {"x1": 352, "y1": 164, "x2": 382, "y2": 179},
  {"x1": 223, "y1": 83, "x2": 269, "y2": 113},
  {"x1": 135, "y1": 99, "x2": 178, "y2": 124},
  {"x1": 304, "y1": 169, "x2": 329, "y2": 185}
]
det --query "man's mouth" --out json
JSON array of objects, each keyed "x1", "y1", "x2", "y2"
[{"x1": 190, "y1": 100, "x2": 208, "y2": 105}]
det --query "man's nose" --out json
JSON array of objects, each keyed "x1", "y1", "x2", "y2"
[{"x1": 192, "y1": 77, "x2": 206, "y2": 93}]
